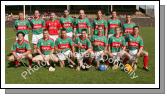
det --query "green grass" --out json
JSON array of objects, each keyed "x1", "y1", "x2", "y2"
[{"x1": 5, "y1": 27, "x2": 155, "y2": 84}]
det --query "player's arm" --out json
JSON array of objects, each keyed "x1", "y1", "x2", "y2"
[
  {"x1": 42, "y1": 19, "x2": 46, "y2": 29},
  {"x1": 104, "y1": 20, "x2": 108, "y2": 37},
  {"x1": 50, "y1": 41, "x2": 55, "y2": 54},
  {"x1": 87, "y1": 18, "x2": 91, "y2": 37},
  {"x1": 85, "y1": 39, "x2": 93, "y2": 54},
  {"x1": 26, "y1": 20, "x2": 32, "y2": 30},
  {"x1": 37, "y1": 40, "x2": 45, "y2": 59},
  {"x1": 122, "y1": 37, "x2": 126, "y2": 51},
  {"x1": 104, "y1": 37, "x2": 108, "y2": 53},
  {"x1": 54, "y1": 39, "x2": 62, "y2": 52},
  {"x1": 137, "y1": 37, "x2": 144, "y2": 56},
  {"x1": 69, "y1": 39, "x2": 75, "y2": 53},
  {"x1": 11, "y1": 43, "x2": 20, "y2": 59},
  {"x1": 22, "y1": 43, "x2": 31, "y2": 56}
]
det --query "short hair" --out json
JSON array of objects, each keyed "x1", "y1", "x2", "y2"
[
  {"x1": 64, "y1": 9, "x2": 70, "y2": 13},
  {"x1": 16, "y1": 31, "x2": 25, "y2": 37},
  {"x1": 81, "y1": 29, "x2": 87, "y2": 32},
  {"x1": 133, "y1": 26, "x2": 139, "y2": 29},
  {"x1": 115, "y1": 27, "x2": 122, "y2": 31},
  {"x1": 111, "y1": 10, "x2": 116, "y2": 13},
  {"x1": 97, "y1": 10, "x2": 103, "y2": 14},
  {"x1": 61, "y1": 28, "x2": 67, "y2": 32},
  {"x1": 43, "y1": 29, "x2": 48, "y2": 33}
]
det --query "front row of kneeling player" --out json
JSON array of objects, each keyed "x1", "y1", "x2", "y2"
[{"x1": 8, "y1": 26, "x2": 149, "y2": 71}]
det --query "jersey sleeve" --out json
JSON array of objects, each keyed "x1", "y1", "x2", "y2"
[
  {"x1": 74, "y1": 38, "x2": 79, "y2": 44},
  {"x1": 122, "y1": 37, "x2": 126, "y2": 47},
  {"x1": 42, "y1": 19, "x2": 46, "y2": 29},
  {"x1": 55, "y1": 38, "x2": 59, "y2": 47},
  {"x1": 11, "y1": 43, "x2": 16, "y2": 52},
  {"x1": 73, "y1": 19, "x2": 78, "y2": 28},
  {"x1": 104, "y1": 20, "x2": 108, "y2": 29},
  {"x1": 57, "y1": 20, "x2": 61, "y2": 29},
  {"x1": 25, "y1": 43, "x2": 31, "y2": 50},
  {"x1": 26, "y1": 20, "x2": 31, "y2": 29},
  {"x1": 14, "y1": 20, "x2": 17, "y2": 29},
  {"x1": 86, "y1": 18, "x2": 91, "y2": 27},
  {"x1": 87, "y1": 39, "x2": 92, "y2": 48},
  {"x1": 90, "y1": 35, "x2": 95, "y2": 42},
  {"x1": 104, "y1": 37, "x2": 108, "y2": 45},
  {"x1": 37, "y1": 40, "x2": 41, "y2": 48},
  {"x1": 50, "y1": 40, "x2": 55, "y2": 49},
  {"x1": 69, "y1": 38, "x2": 74, "y2": 46}
]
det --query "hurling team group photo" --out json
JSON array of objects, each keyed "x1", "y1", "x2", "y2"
[{"x1": 5, "y1": 5, "x2": 155, "y2": 84}]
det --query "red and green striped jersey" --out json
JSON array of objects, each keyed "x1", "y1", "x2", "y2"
[
  {"x1": 11, "y1": 40, "x2": 31, "y2": 53},
  {"x1": 74, "y1": 17, "x2": 91, "y2": 34},
  {"x1": 108, "y1": 35, "x2": 126, "y2": 52},
  {"x1": 55, "y1": 37, "x2": 74, "y2": 53},
  {"x1": 90, "y1": 35, "x2": 107, "y2": 51},
  {"x1": 92, "y1": 18, "x2": 108, "y2": 35},
  {"x1": 122, "y1": 22, "x2": 136, "y2": 35},
  {"x1": 60, "y1": 16, "x2": 74, "y2": 33},
  {"x1": 75, "y1": 37, "x2": 92, "y2": 53},
  {"x1": 108, "y1": 18, "x2": 121, "y2": 35},
  {"x1": 30, "y1": 18, "x2": 45, "y2": 35},
  {"x1": 37, "y1": 38, "x2": 55, "y2": 55},
  {"x1": 125, "y1": 34, "x2": 144, "y2": 50},
  {"x1": 14, "y1": 19, "x2": 31, "y2": 35}
]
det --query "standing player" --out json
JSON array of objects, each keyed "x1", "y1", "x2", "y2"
[
  {"x1": 122, "y1": 15, "x2": 136, "y2": 36},
  {"x1": 90, "y1": 26, "x2": 108, "y2": 68},
  {"x1": 108, "y1": 27, "x2": 131, "y2": 69},
  {"x1": 55, "y1": 29, "x2": 75, "y2": 68},
  {"x1": 108, "y1": 11, "x2": 121, "y2": 38},
  {"x1": 46, "y1": 12, "x2": 61, "y2": 42},
  {"x1": 74, "y1": 29, "x2": 92, "y2": 71},
  {"x1": 74, "y1": 10, "x2": 91, "y2": 38},
  {"x1": 125, "y1": 26, "x2": 149, "y2": 71},
  {"x1": 30, "y1": 10, "x2": 45, "y2": 53},
  {"x1": 14, "y1": 12, "x2": 31, "y2": 41},
  {"x1": 32, "y1": 29, "x2": 58, "y2": 70},
  {"x1": 8, "y1": 32, "x2": 32, "y2": 68},
  {"x1": 92, "y1": 10, "x2": 108, "y2": 37},
  {"x1": 59, "y1": 10, "x2": 74, "y2": 38}
]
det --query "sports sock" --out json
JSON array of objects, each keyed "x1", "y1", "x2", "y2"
[{"x1": 143, "y1": 56, "x2": 149, "y2": 68}]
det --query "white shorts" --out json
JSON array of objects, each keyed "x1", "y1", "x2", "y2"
[
  {"x1": 16, "y1": 34, "x2": 29, "y2": 41},
  {"x1": 129, "y1": 49, "x2": 138, "y2": 56},
  {"x1": 92, "y1": 51, "x2": 104, "y2": 61},
  {"x1": 76, "y1": 52, "x2": 87, "y2": 60},
  {"x1": 49, "y1": 35, "x2": 59, "y2": 42},
  {"x1": 67, "y1": 32, "x2": 73, "y2": 38},
  {"x1": 57, "y1": 50, "x2": 72, "y2": 61},
  {"x1": 16, "y1": 53, "x2": 26, "y2": 58},
  {"x1": 108, "y1": 34, "x2": 114, "y2": 38},
  {"x1": 32, "y1": 34, "x2": 43, "y2": 44}
]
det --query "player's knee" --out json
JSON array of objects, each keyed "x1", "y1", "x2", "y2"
[
  {"x1": 32, "y1": 58, "x2": 37, "y2": 62},
  {"x1": 8, "y1": 56, "x2": 14, "y2": 61},
  {"x1": 27, "y1": 54, "x2": 33, "y2": 59},
  {"x1": 144, "y1": 52, "x2": 148, "y2": 56}
]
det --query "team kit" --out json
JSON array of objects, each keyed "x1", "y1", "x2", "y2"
[{"x1": 7, "y1": 9, "x2": 149, "y2": 72}]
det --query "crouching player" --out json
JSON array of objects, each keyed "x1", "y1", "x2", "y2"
[
  {"x1": 108, "y1": 27, "x2": 130, "y2": 69},
  {"x1": 90, "y1": 26, "x2": 108, "y2": 68},
  {"x1": 32, "y1": 29, "x2": 58, "y2": 70},
  {"x1": 126, "y1": 26, "x2": 149, "y2": 71},
  {"x1": 55, "y1": 29, "x2": 75, "y2": 68},
  {"x1": 8, "y1": 32, "x2": 32, "y2": 68},
  {"x1": 74, "y1": 29, "x2": 92, "y2": 71}
]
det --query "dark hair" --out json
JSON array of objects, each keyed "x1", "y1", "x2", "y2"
[
  {"x1": 16, "y1": 31, "x2": 25, "y2": 37},
  {"x1": 43, "y1": 29, "x2": 48, "y2": 33},
  {"x1": 61, "y1": 28, "x2": 67, "y2": 32},
  {"x1": 97, "y1": 10, "x2": 103, "y2": 14},
  {"x1": 111, "y1": 10, "x2": 116, "y2": 13},
  {"x1": 81, "y1": 29, "x2": 87, "y2": 32},
  {"x1": 64, "y1": 9, "x2": 70, "y2": 13},
  {"x1": 133, "y1": 26, "x2": 139, "y2": 29}
]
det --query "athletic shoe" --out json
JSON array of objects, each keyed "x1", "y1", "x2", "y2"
[{"x1": 143, "y1": 67, "x2": 149, "y2": 71}]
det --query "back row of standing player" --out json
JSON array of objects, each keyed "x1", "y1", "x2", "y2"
[{"x1": 12, "y1": 9, "x2": 149, "y2": 71}]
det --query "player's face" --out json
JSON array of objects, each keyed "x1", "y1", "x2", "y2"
[
  {"x1": 133, "y1": 27, "x2": 139, "y2": 34},
  {"x1": 81, "y1": 31, "x2": 86, "y2": 38},
  {"x1": 115, "y1": 28, "x2": 121, "y2": 34},
  {"x1": 61, "y1": 31, "x2": 67, "y2": 38},
  {"x1": 79, "y1": 10, "x2": 85, "y2": 19},
  {"x1": 19, "y1": 13, "x2": 24, "y2": 20},
  {"x1": 112, "y1": 12, "x2": 117, "y2": 18},
  {"x1": 126, "y1": 15, "x2": 131, "y2": 22},
  {"x1": 97, "y1": 11, "x2": 102, "y2": 19},
  {"x1": 34, "y1": 10, "x2": 40, "y2": 18},
  {"x1": 64, "y1": 10, "x2": 69, "y2": 16},
  {"x1": 43, "y1": 31, "x2": 49, "y2": 38},
  {"x1": 18, "y1": 34, "x2": 24, "y2": 41},
  {"x1": 50, "y1": 13, "x2": 55, "y2": 19}
]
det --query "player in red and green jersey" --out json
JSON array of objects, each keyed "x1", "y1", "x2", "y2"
[
  {"x1": 32, "y1": 29, "x2": 58, "y2": 70},
  {"x1": 92, "y1": 10, "x2": 108, "y2": 37},
  {"x1": 46, "y1": 12, "x2": 61, "y2": 42},
  {"x1": 55, "y1": 29, "x2": 75, "y2": 68},
  {"x1": 8, "y1": 32, "x2": 32, "y2": 68},
  {"x1": 90, "y1": 26, "x2": 108, "y2": 68},
  {"x1": 122, "y1": 15, "x2": 136, "y2": 36},
  {"x1": 108, "y1": 27, "x2": 131, "y2": 69},
  {"x1": 107, "y1": 11, "x2": 121, "y2": 38},
  {"x1": 60, "y1": 10, "x2": 74, "y2": 38},
  {"x1": 74, "y1": 10, "x2": 91, "y2": 38},
  {"x1": 30, "y1": 10, "x2": 45, "y2": 53},
  {"x1": 125, "y1": 26, "x2": 149, "y2": 71},
  {"x1": 74, "y1": 29, "x2": 92, "y2": 71},
  {"x1": 14, "y1": 12, "x2": 31, "y2": 41}
]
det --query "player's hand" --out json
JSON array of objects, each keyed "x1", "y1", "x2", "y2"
[{"x1": 109, "y1": 53, "x2": 113, "y2": 57}]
